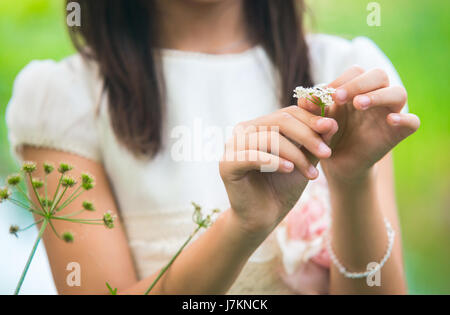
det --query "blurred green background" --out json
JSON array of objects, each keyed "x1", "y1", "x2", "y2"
[{"x1": 0, "y1": 0, "x2": 448, "y2": 294}]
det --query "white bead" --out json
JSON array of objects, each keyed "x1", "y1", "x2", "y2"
[{"x1": 326, "y1": 216, "x2": 395, "y2": 279}]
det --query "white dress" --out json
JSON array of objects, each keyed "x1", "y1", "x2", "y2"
[{"x1": 6, "y1": 34, "x2": 406, "y2": 294}]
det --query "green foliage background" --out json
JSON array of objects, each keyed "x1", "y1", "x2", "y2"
[{"x1": 0, "y1": 0, "x2": 448, "y2": 294}]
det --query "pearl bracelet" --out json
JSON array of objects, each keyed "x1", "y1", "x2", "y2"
[{"x1": 326, "y1": 217, "x2": 395, "y2": 279}]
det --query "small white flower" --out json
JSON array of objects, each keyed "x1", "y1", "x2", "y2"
[{"x1": 293, "y1": 86, "x2": 336, "y2": 107}]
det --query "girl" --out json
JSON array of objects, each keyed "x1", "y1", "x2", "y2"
[{"x1": 6, "y1": 0, "x2": 419, "y2": 294}]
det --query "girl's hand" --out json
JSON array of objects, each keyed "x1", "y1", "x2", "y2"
[
  {"x1": 298, "y1": 66, "x2": 420, "y2": 184},
  {"x1": 220, "y1": 106, "x2": 338, "y2": 237}
]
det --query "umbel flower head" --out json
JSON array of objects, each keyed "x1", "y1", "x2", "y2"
[
  {"x1": 2, "y1": 160, "x2": 119, "y2": 295},
  {"x1": 293, "y1": 86, "x2": 336, "y2": 106},
  {"x1": 7, "y1": 174, "x2": 21, "y2": 186},
  {"x1": 9, "y1": 225, "x2": 19, "y2": 237},
  {"x1": 82, "y1": 201, "x2": 95, "y2": 212},
  {"x1": 191, "y1": 202, "x2": 220, "y2": 228},
  {"x1": 294, "y1": 85, "x2": 336, "y2": 117},
  {"x1": 43, "y1": 163, "x2": 54, "y2": 174},
  {"x1": 58, "y1": 163, "x2": 73, "y2": 174},
  {"x1": 103, "y1": 211, "x2": 116, "y2": 229},
  {"x1": 31, "y1": 178, "x2": 44, "y2": 189},
  {"x1": 22, "y1": 161, "x2": 37, "y2": 174},
  {"x1": 81, "y1": 173, "x2": 95, "y2": 190},
  {"x1": 62, "y1": 231, "x2": 74, "y2": 243},
  {"x1": 61, "y1": 176, "x2": 77, "y2": 188},
  {"x1": 0, "y1": 187, "x2": 11, "y2": 202}
]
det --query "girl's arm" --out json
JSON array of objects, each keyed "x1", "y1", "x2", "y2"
[
  {"x1": 23, "y1": 105, "x2": 336, "y2": 294},
  {"x1": 22, "y1": 147, "x2": 264, "y2": 294},
  {"x1": 328, "y1": 153, "x2": 407, "y2": 294},
  {"x1": 297, "y1": 65, "x2": 419, "y2": 294}
]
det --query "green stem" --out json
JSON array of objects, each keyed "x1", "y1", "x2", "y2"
[
  {"x1": 14, "y1": 219, "x2": 48, "y2": 295},
  {"x1": 50, "y1": 174, "x2": 64, "y2": 208},
  {"x1": 55, "y1": 186, "x2": 83, "y2": 212},
  {"x1": 51, "y1": 186, "x2": 68, "y2": 213},
  {"x1": 16, "y1": 185, "x2": 41, "y2": 213},
  {"x1": 9, "y1": 199, "x2": 43, "y2": 216},
  {"x1": 47, "y1": 220, "x2": 61, "y2": 239},
  {"x1": 58, "y1": 209, "x2": 86, "y2": 219},
  {"x1": 49, "y1": 216, "x2": 103, "y2": 225},
  {"x1": 18, "y1": 219, "x2": 44, "y2": 232},
  {"x1": 144, "y1": 225, "x2": 202, "y2": 295},
  {"x1": 44, "y1": 174, "x2": 48, "y2": 213},
  {"x1": 27, "y1": 173, "x2": 45, "y2": 212},
  {"x1": 305, "y1": 96, "x2": 326, "y2": 117}
]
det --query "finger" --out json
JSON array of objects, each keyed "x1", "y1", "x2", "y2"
[
  {"x1": 387, "y1": 113, "x2": 420, "y2": 138},
  {"x1": 297, "y1": 97, "x2": 323, "y2": 115},
  {"x1": 328, "y1": 65, "x2": 365, "y2": 89},
  {"x1": 353, "y1": 86, "x2": 407, "y2": 112},
  {"x1": 239, "y1": 131, "x2": 319, "y2": 179},
  {"x1": 335, "y1": 68, "x2": 390, "y2": 105},
  {"x1": 245, "y1": 111, "x2": 333, "y2": 159},
  {"x1": 282, "y1": 106, "x2": 338, "y2": 144},
  {"x1": 220, "y1": 150, "x2": 295, "y2": 180},
  {"x1": 298, "y1": 65, "x2": 365, "y2": 114}
]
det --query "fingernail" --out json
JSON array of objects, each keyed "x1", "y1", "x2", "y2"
[
  {"x1": 357, "y1": 95, "x2": 371, "y2": 110},
  {"x1": 390, "y1": 114, "x2": 401, "y2": 125},
  {"x1": 308, "y1": 165, "x2": 318, "y2": 178},
  {"x1": 335, "y1": 89, "x2": 347, "y2": 103},
  {"x1": 318, "y1": 142, "x2": 331, "y2": 156},
  {"x1": 283, "y1": 160, "x2": 294, "y2": 171}
]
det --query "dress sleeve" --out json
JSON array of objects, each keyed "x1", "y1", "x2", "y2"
[
  {"x1": 308, "y1": 34, "x2": 409, "y2": 113},
  {"x1": 6, "y1": 58, "x2": 102, "y2": 162},
  {"x1": 350, "y1": 37, "x2": 408, "y2": 113}
]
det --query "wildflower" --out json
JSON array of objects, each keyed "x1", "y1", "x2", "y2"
[
  {"x1": 191, "y1": 202, "x2": 220, "y2": 228},
  {"x1": 7, "y1": 174, "x2": 21, "y2": 186},
  {"x1": 103, "y1": 211, "x2": 116, "y2": 229},
  {"x1": 81, "y1": 173, "x2": 94, "y2": 185},
  {"x1": 294, "y1": 85, "x2": 336, "y2": 116},
  {"x1": 43, "y1": 163, "x2": 54, "y2": 174},
  {"x1": 58, "y1": 163, "x2": 73, "y2": 174},
  {"x1": 0, "y1": 187, "x2": 11, "y2": 201},
  {"x1": 192, "y1": 202, "x2": 203, "y2": 225},
  {"x1": 293, "y1": 86, "x2": 336, "y2": 106},
  {"x1": 31, "y1": 178, "x2": 44, "y2": 189},
  {"x1": 62, "y1": 232, "x2": 74, "y2": 243},
  {"x1": 82, "y1": 182, "x2": 94, "y2": 190},
  {"x1": 22, "y1": 161, "x2": 37, "y2": 174},
  {"x1": 9, "y1": 225, "x2": 19, "y2": 237},
  {"x1": 82, "y1": 201, "x2": 95, "y2": 211},
  {"x1": 81, "y1": 173, "x2": 95, "y2": 190},
  {"x1": 61, "y1": 176, "x2": 77, "y2": 188}
]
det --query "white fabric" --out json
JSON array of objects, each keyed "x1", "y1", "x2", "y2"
[{"x1": 6, "y1": 34, "x2": 406, "y2": 294}]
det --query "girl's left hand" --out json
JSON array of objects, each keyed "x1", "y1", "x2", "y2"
[{"x1": 298, "y1": 65, "x2": 420, "y2": 183}]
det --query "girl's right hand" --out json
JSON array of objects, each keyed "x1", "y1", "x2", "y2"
[{"x1": 220, "y1": 106, "x2": 338, "y2": 238}]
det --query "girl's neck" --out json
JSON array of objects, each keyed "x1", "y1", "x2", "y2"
[{"x1": 155, "y1": 0, "x2": 252, "y2": 54}]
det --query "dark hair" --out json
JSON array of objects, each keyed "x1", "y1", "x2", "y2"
[{"x1": 67, "y1": 0, "x2": 312, "y2": 158}]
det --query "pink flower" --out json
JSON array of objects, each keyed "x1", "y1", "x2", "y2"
[
  {"x1": 276, "y1": 173, "x2": 331, "y2": 294},
  {"x1": 286, "y1": 198, "x2": 327, "y2": 241}
]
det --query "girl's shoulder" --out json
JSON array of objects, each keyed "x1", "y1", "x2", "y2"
[
  {"x1": 6, "y1": 54, "x2": 103, "y2": 162},
  {"x1": 306, "y1": 33, "x2": 404, "y2": 88}
]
